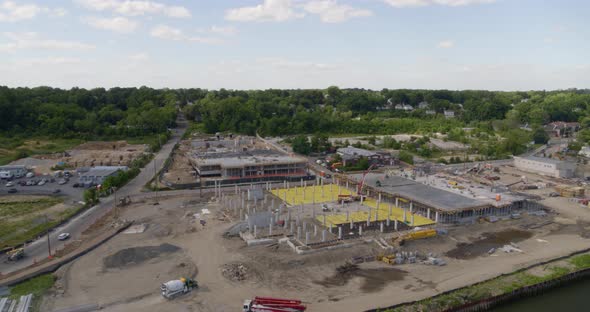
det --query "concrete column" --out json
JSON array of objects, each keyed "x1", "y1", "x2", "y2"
[
  {"x1": 427, "y1": 208, "x2": 431, "y2": 220},
  {"x1": 395, "y1": 197, "x2": 399, "y2": 207},
  {"x1": 350, "y1": 218, "x2": 353, "y2": 229},
  {"x1": 322, "y1": 230, "x2": 327, "y2": 242},
  {"x1": 269, "y1": 223, "x2": 273, "y2": 236},
  {"x1": 411, "y1": 214, "x2": 415, "y2": 226},
  {"x1": 301, "y1": 178, "x2": 304, "y2": 187},
  {"x1": 380, "y1": 222, "x2": 384, "y2": 233},
  {"x1": 359, "y1": 225, "x2": 363, "y2": 236},
  {"x1": 254, "y1": 197, "x2": 258, "y2": 207},
  {"x1": 240, "y1": 209, "x2": 244, "y2": 221},
  {"x1": 314, "y1": 224, "x2": 318, "y2": 236},
  {"x1": 378, "y1": 193, "x2": 382, "y2": 202},
  {"x1": 253, "y1": 225, "x2": 257, "y2": 237},
  {"x1": 303, "y1": 222, "x2": 307, "y2": 233},
  {"x1": 338, "y1": 227, "x2": 343, "y2": 239},
  {"x1": 346, "y1": 180, "x2": 349, "y2": 189},
  {"x1": 305, "y1": 232, "x2": 310, "y2": 245},
  {"x1": 329, "y1": 223, "x2": 333, "y2": 233},
  {"x1": 389, "y1": 203, "x2": 392, "y2": 216},
  {"x1": 247, "y1": 204, "x2": 250, "y2": 214},
  {"x1": 235, "y1": 185, "x2": 238, "y2": 194},
  {"x1": 386, "y1": 214, "x2": 390, "y2": 227},
  {"x1": 290, "y1": 221, "x2": 294, "y2": 234},
  {"x1": 435, "y1": 211, "x2": 439, "y2": 223},
  {"x1": 360, "y1": 196, "x2": 364, "y2": 205},
  {"x1": 403, "y1": 208, "x2": 407, "y2": 223},
  {"x1": 297, "y1": 226, "x2": 301, "y2": 240},
  {"x1": 284, "y1": 180, "x2": 287, "y2": 189},
  {"x1": 394, "y1": 219, "x2": 398, "y2": 231},
  {"x1": 410, "y1": 201, "x2": 413, "y2": 214},
  {"x1": 377, "y1": 200, "x2": 380, "y2": 211},
  {"x1": 367, "y1": 210, "x2": 371, "y2": 226},
  {"x1": 375, "y1": 209, "x2": 378, "y2": 222},
  {"x1": 247, "y1": 189, "x2": 251, "y2": 201}
]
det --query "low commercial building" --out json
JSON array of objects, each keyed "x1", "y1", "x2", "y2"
[
  {"x1": 78, "y1": 166, "x2": 128, "y2": 186},
  {"x1": 544, "y1": 121, "x2": 580, "y2": 138},
  {"x1": 513, "y1": 156, "x2": 576, "y2": 178},
  {"x1": 336, "y1": 146, "x2": 393, "y2": 167},
  {"x1": 0, "y1": 165, "x2": 27, "y2": 178}
]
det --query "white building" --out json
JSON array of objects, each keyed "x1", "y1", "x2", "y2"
[
  {"x1": 0, "y1": 165, "x2": 27, "y2": 179},
  {"x1": 513, "y1": 156, "x2": 576, "y2": 178},
  {"x1": 444, "y1": 110, "x2": 455, "y2": 118},
  {"x1": 78, "y1": 166, "x2": 128, "y2": 186}
]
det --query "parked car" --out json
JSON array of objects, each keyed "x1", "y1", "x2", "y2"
[
  {"x1": 52, "y1": 189, "x2": 61, "y2": 194},
  {"x1": 5, "y1": 181, "x2": 14, "y2": 187},
  {"x1": 38, "y1": 180, "x2": 46, "y2": 186},
  {"x1": 8, "y1": 188, "x2": 17, "y2": 193},
  {"x1": 26, "y1": 172, "x2": 34, "y2": 178},
  {"x1": 57, "y1": 233, "x2": 70, "y2": 241},
  {"x1": 26, "y1": 180, "x2": 35, "y2": 186},
  {"x1": 72, "y1": 183, "x2": 80, "y2": 188},
  {"x1": 58, "y1": 179, "x2": 68, "y2": 185}
]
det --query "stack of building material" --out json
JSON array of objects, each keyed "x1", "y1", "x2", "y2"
[{"x1": 555, "y1": 185, "x2": 585, "y2": 198}]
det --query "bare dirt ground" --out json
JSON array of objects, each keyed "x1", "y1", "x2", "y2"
[
  {"x1": 24, "y1": 141, "x2": 148, "y2": 173},
  {"x1": 42, "y1": 190, "x2": 590, "y2": 312},
  {"x1": 161, "y1": 141, "x2": 195, "y2": 185}
]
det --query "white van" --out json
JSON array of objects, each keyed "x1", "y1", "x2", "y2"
[{"x1": 0, "y1": 171, "x2": 13, "y2": 179}]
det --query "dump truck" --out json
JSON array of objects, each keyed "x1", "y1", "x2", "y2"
[
  {"x1": 243, "y1": 297, "x2": 307, "y2": 312},
  {"x1": 160, "y1": 277, "x2": 198, "y2": 299},
  {"x1": 6, "y1": 248, "x2": 24, "y2": 262}
]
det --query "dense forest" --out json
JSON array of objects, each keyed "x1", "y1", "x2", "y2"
[
  {"x1": 2, "y1": 86, "x2": 590, "y2": 141},
  {"x1": 180, "y1": 87, "x2": 590, "y2": 137},
  {"x1": 0, "y1": 86, "x2": 177, "y2": 139}
]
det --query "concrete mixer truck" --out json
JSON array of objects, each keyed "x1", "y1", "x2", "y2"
[{"x1": 160, "y1": 277, "x2": 198, "y2": 299}]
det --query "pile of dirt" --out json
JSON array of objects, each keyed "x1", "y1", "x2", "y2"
[
  {"x1": 336, "y1": 262, "x2": 359, "y2": 274},
  {"x1": 103, "y1": 243, "x2": 181, "y2": 269},
  {"x1": 221, "y1": 263, "x2": 250, "y2": 281}
]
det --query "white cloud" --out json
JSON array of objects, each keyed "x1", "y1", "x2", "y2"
[
  {"x1": 0, "y1": 1, "x2": 67, "y2": 22},
  {"x1": 150, "y1": 25, "x2": 224, "y2": 44},
  {"x1": 129, "y1": 52, "x2": 149, "y2": 61},
  {"x1": 303, "y1": 0, "x2": 372, "y2": 23},
  {"x1": 75, "y1": 0, "x2": 190, "y2": 18},
  {"x1": 225, "y1": 0, "x2": 304, "y2": 22},
  {"x1": 0, "y1": 32, "x2": 95, "y2": 52},
  {"x1": 384, "y1": 0, "x2": 495, "y2": 8},
  {"x1": 82, "y1": 16, "x2": 139, "y2": 34},
  {"x1": 15, "y1": 57, "x2": 81, "y2": 66},
  {"x1": 437, "y1": 40, "x2": 454, "y2": 48},
  {"x1": 209, "y1": 26, "x2": 238, "y2": 36}
]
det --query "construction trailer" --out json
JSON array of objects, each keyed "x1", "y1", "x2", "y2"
[{"x1": 243, "y1": 297, "x2": 307, "y2": 312}]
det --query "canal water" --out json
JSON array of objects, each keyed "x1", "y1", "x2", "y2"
[{"x1": 491, "y1": 279, "x2": 590, "y2": 311}]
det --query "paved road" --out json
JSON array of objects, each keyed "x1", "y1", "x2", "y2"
[{"x1": 0, "y1": 117, "x2": 188, "y2": 274}]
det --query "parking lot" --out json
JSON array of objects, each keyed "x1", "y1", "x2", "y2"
[{"x1": 0, "y1": 175, "x2": 85, "y2": 202}]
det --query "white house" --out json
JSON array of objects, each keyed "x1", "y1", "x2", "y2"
[
  {"x1": 513, "y1": 156, "x2": 576, "y2": 178},
  {"x1": 444, "y1": 110, "x2": 455, "y2": 118},
  {"x1": 0, "y1": 165, "x2": 27, "y2": 179}
]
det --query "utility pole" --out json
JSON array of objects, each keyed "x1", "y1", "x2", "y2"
[
  {"x1": 45, "y1": 214, "x2": 52, "y2": 259},
  {"x1": 153, "y1": 158, "x2": 159, "y2": 205}
]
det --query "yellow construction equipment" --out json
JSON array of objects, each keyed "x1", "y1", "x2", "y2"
[
  {"x1": 392, "y1": 229, "x2": 437, "y2": 246},
  {"x1": 380, "y1": 254, "x2": 396, "y2": 265}
]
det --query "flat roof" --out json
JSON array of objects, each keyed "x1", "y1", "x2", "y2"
[
  {"x1": 0, "y1": 165, "x2": 26, "y2": 169},
  {"x1": 516, "y1": 156, "x2": 566, "y2": 165},
  {"x1": 195, "y1": 153, "x2": 306, "y2": 169},
  {"x1": 337, "y1": 146, "x2": 377, "y2": 157},
  {"x1": 353, "y1": 173, "x2": 486, "y2": 211}
]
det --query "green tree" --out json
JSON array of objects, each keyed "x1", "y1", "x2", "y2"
[
  {"x1": 532, "y1": 127, "x2": 549, "y2": 144},
  {"x1": 292, "y1": 135, "x2": 311, "y2": 155}
]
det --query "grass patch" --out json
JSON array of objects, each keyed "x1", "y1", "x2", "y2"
[
  {"x1": 0, "y1": 137, "x2": 83, "y2": 165},
  {"x1": 10, "y1": 273, "x2": 55, "y2": 312},
  {"x1": 0, "y1": 197, "x2": 62, "y2": 220},
  {"x1": 570, "y1": 254, "x2": 590, "y2": 270},
  {"x1": 10, "y1": 274, "x2": 55, "y2": 298},
  {"x1": 0, "y1": 203, "x2": 83, "y2": 250},
  {"x1": 384, "y1": 262, "x2": 581, "y2": 312}
]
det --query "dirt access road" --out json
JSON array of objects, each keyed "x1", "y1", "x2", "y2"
[{"x1": 0, "y1": 115, "x2": 188, "y2": 275}]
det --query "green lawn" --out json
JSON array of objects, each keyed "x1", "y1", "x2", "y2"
[
  {"x1": 0, "y1": 137, "x2": 83, "y2": 165},
  {"x1": 0, "y1": 197, "x2": 62, "y2": 219},
  {"x1": 10, "y1": 274, "x2": 56, "y2": 312}
]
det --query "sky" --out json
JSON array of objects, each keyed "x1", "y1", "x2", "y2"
[{"x1": 0, "y1": 0, "x2": 588, "y2": 90}]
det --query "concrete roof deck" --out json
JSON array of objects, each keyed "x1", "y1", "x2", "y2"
[{"x1": 353, "y1": 173, "x2": 487, "y2": 211}]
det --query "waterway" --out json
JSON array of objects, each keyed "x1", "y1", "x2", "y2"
[{"x1": 492, "y1": 279, "x2": 590, "y2": 311}]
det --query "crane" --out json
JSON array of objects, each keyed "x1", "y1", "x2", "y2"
[{"x1": 357, "y1": 164, "x2": 377, "y2": 195}]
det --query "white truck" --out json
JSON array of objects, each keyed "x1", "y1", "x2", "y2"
[
  {"x1": 0, "y1": 171, "x2": 13, "y2": 179},
  {"x1": 160, "y1": 278, "x2": 197, "y2": 299}
]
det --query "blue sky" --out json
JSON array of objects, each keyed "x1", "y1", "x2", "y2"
[{"x1": 0, "y1": 0, "x2": 587, "y2": 90}]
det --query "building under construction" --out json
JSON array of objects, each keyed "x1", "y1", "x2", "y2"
[
  {"x1": 189, "y1": 137, "x2": 312, "y2": 185},
  {"x1": 340, "y1": 173, "x2": 544, "y2": 224}
]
